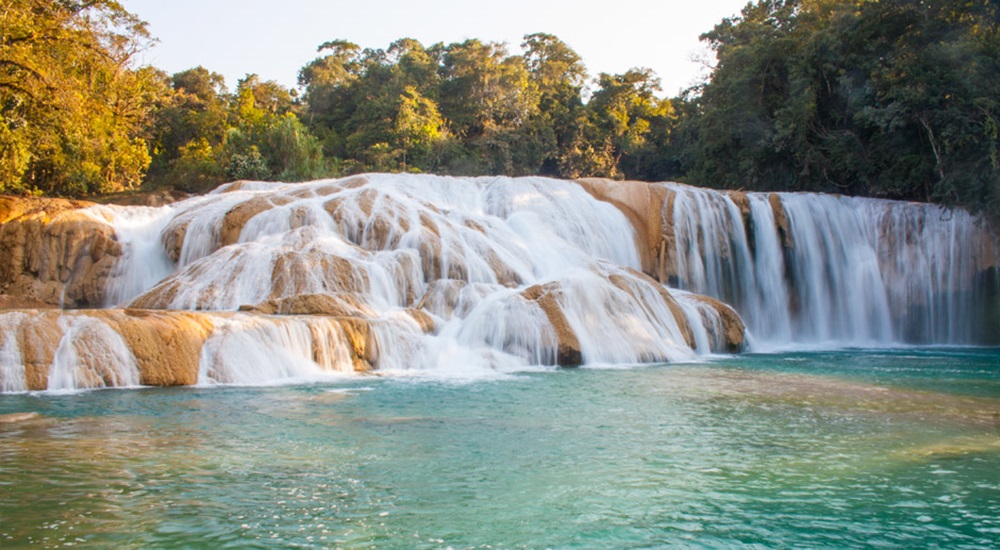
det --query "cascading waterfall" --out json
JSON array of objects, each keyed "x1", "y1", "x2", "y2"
[
  {"x1": 2, "y1": 174, "x2": 994, "y2": 391},
  {"x1": 0, "y1": 312, "x2": 28, "y2": 393},
  {"x1": 43, "y1": 314, "x2": 141, "y2": 391},
  {"x1": 0, "y1": 175, "x2": 744, "y2": 390},
  {"x1": 666, "y1": 184, "x2": 999, "y2": 347},
  {"x1": 99, "y1": 205, "x2": 177, "y2": 307},
  {"x1": 197, "y1": 315, "x2": 358, "y2": 385}
]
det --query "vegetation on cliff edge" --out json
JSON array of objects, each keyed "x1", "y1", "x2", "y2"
[{"x1": 1, "y1": 0, "x2": 998, "y2": 220}]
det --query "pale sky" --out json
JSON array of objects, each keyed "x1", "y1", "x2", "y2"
[{"x1": 120, "y1": 0, "x2": 749, "y2": 97}]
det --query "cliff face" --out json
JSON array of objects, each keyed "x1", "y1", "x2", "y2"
[{"x1": 0, "y1": 196, "x2": 121, "y2": 308}]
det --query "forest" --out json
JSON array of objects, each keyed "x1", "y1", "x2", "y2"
[{"x1": 2, "y1": 0, "x2": 999, "y2": 219}]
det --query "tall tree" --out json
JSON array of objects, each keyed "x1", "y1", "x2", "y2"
[
  {"x1": 687, "y1": 0, "x2": 1000, "y2": 217},
  {"x1": 145, "y1": 66, "x2": 231, "y2": 190},
  {"x1": 438, "y1": 39, "x2": 541, "y2": 174},
  {"x1": 1, "y1": 0, "x2": 158, "y2": 195},
  {"x1": 521, "y1": 33, "x2": 588, "y2": 175},
  {"x1": 588, "y1": 68, "x2": 674, "y2": 178}
]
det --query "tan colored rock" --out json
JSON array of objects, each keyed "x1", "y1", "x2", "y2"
[
  {"x1": 416, "y1": 279, "x2": 468, "y2": 319},
  {"x1": 106, "y1": 310, "x2": 214, "y2": 386},
  {"x1": 521, "y1": 283, "x2": 582, "y2": 367},
  {"x1": 0, "y1": 196, "x2": 96, "y2": 224},
  {"x1": 725, "y1": 190, "x2": 751, "y2": 219},
  {"x1": 220, "y1": 197, "x2": 273, "y2": 246},
  {"x1": 217, "y1": 180, "x2": 260, "y2": 193},
  {"x1": 338, "y1": 317, "x2": 376, "y2": 372},
  {"x1": 323, "y1": 189, "x2": 412, "y2": 251},
  {"x1": 15, "y1": 314, "x2": 62, "y2": 390},
  {"x1": 689, "y1": 295, "x2": 747, "y2": 353},
  {"x1": 1, "y1": 308, "x2": 388, "y2": 389},
  {"x1": 93, "y1": 188, "x2": 189, "y2": 207},
  {"x1": 0, "y1": 295, "x2": 57, "y2": 310},
  {"x1": 405, "y1": 308, "x2": 437, "y2": 334},
  {"x1": 0, "y1": 412, "x2": 40, "y2": 423},
  {"x1": 161, "y1": 220, "x2": 188, "y2": 263},
  {"x1": 574, "y1": 178, "x2": 672, "y2": 280},
  {"x1": 270, "y1": 251, "x2": 371, "y2": 301},
  {"x1": 769, "y1": 193, "x2": 792, "y2": 249},
  {"x1": 243, "y1": 293, "x2": 373, "y2": 318},
  {"x1": 608, "y1": 268, "x2": 696, "y2": 350},
  {"x1": 0, "y1": 196, "x2": 122, "y2": 307}
]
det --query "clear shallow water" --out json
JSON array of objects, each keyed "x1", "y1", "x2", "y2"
[{"x1": 2, "y1": 349, "x2": 999, "y2": 549}]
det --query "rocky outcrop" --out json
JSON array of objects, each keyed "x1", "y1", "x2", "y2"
[
  {"x1": 687, "y1": 295, "x2": 747, "y2": 353},
  {"x1": 0, "y1": 309, "x2": 209, "y2": 390},
  {"x1": 220, "y1": 197, "x2": 274, "y2": 246},
  {"x1": 109, "y1": 310, "x2": 214, "y2": 386},
  {"x1": 607, "y1": 268, "x2": 696, "y2": 350},
  {"x1": 93, "y1": 188, "x2": 189, "y2": 207},
  {"x1": 521, "y1": 283, "x2": 583, "y2": 367},
  {"x1": 574, "y1": 178, "x2": 674, "y2": 282},
  {"x1": 0, "y1": 196, "x2": 121, "y2": 308},
  {"x1": 240, "y1": 292, "x2": 373, "y2": 317}
]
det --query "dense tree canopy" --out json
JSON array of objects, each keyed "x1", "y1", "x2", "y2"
[
  {"x1": 2, "y1": 0, "x2": 998, "y2": 220},
  {"x1": 1, "y1": 0, "x2": 157, "y2": 195},
  {"x1": 687, "y1": 0, "x2": 1000, "y2": 217}
]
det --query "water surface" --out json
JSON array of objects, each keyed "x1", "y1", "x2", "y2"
[{"x1": 2, "y1": 349, "x2": 999, "y2": 548}]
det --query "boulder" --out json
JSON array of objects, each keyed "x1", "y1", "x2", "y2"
[
  {"x1": 521, "y1": 283, "x2": 582, "y2": 367},
  {"x1": 107, "y1": 310, "x2": 214, "y2": 386},
  {"x1": 688, "y1": 295, "x2": 747, "y2": 353},
  {"x1": 240, "y1": 292, "x2": 372, "y2": 318}
]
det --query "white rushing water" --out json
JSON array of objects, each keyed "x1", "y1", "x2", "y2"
[
  {"x1": 2, "y1": 174, "x2": 995, "y2": 391},
  {"x1": 666, "y1": 184, "x2": 998, "y2": 347},
  {"x1": 97, "y1": 205, "x2": 178, "y2": 307},
  {"x1": 47, "y1": 315, "x2": 140, "y2": 391},
  {"x1": 81, "y1": 175, "x2": 715, "y2": 385}
]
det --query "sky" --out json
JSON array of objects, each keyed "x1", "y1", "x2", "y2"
[{"x1": 120, "y1": 0, "x2": 750, "y2": 97}]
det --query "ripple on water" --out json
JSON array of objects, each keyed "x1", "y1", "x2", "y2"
[{"x1": 1, "y1": 352, "x2": 999, "y2": 547}]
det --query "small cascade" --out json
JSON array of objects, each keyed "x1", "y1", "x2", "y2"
[
  {"x1": 0, "y1": 312, "x2": 28, "y2": 393},
  {"x1": 47, "y1": 315, "x2": 141, "y2": 391},
  {"x1": 665, "y1": 184, "x2": 999, "y2": 347},
  {"x1": 197, "y1": 316, "x2": 355, "y2": 385},
  {"x1": 99, "y1": 205, "x2": 177, "y2": 307}
]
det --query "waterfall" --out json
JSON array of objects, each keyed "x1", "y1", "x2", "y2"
[
  {"x1": 666, "y1": 184, "x2": 998, "y2": 347},
  {"x1": 99, "y1": 205, "x2": 177, "y2": 307},
  {"x1": 0, "y1": 174, "x2": 746, "y2": 391},
  {"x1": 47, "y1": 315, "x2": 141, "y2": 391},
  {"x1": 4, "y1": 174, "x2": 993, "y2": 391}
]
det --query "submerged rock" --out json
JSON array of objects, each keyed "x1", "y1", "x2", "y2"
[{"x1": 0, "y1": 412, "x2": 40, "y2": 423}]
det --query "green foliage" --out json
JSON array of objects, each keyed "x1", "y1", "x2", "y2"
[
  {"x1": 685, "y1": 0, "x2": 1000, "y2": 218},
  {"x1": 7, "y1": 0, "x2": 995, "y2": 222},
  {"x1": 145, "y1": 66, "x2": 231, "y2": 191},
  {"x1": 0, "y1": 0, "x2": 157, "y2": 196},
  {"x1": 168, "y1": 138, "x2": 225, "y2": 192},
  {"x1": 145, "y1": 68, "x2": 328, "y2": 191},
  {"x1": 226, "y1": 146, "x2": 270, "y2": 181}
]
